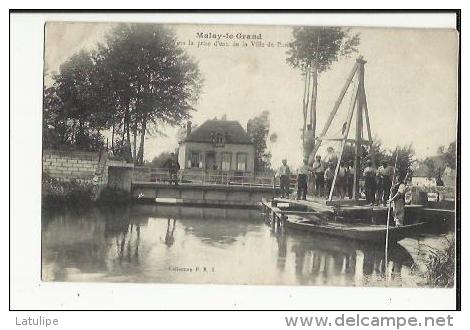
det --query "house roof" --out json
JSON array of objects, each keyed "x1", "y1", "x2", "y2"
[{"x1": 183, "y1": 119, "x2": 253, "y2": 145}]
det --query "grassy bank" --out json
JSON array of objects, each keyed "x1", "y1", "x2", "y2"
[
  {"x1": 42, "y1": 173, "x2": 130, "y2": 207},
  {"x1": 423, "y1": 236, "x2": 455, "y2": 287},
  {"x1": 42, "y1": 173, "x2": 95, "y2": 206}
]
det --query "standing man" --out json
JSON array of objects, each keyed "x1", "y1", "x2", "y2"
[
  {"x1": 312, "y1": 155, "x2": 325, "y2": 197},
  {"x1": 324, "y1": 162, "x2": 335, "y2": 199},
  {"x1": 389, "y1": 174, "x2": 407, "y2": 226},
  {"x1": 297, "y1": 159, "x2": 311, "y2": 200},
  {"x1": 336, "y1": 161, "x2": 348, "y2": 199},
  {"x1": 381, "y1": 161, "x2": 395, "y2": 205},
  {"x1": 324, "y1": 147, "x2": 338, "y2": 169},
  {"x1": 165, "y1": 153, "x2": 180, "y2": 185},
  {"x1": 376, "y1": 162, "x2": 385, "y2": 205},
  {"x1": 277, "y1": 159, "x2": 291, "y2": 198},
  {"x1": 363, "y1": 160, "x2": 377, "y2": 205}
]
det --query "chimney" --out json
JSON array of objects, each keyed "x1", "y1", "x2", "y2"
[{"x1": 186, "y1": 121, "x2": 192, "y2": 136}]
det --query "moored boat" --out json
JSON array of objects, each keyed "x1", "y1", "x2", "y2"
[{"x1": 285, "y1": 215, "x2": 425, "y2": 244}]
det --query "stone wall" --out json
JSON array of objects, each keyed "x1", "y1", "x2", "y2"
[{"x1": 42, "y1": 149, "x2": 106, "y2": 182}]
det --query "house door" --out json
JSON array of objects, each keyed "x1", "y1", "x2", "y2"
[{"x1": 205, "y1": 151, "x2": 216, "y2": 171}]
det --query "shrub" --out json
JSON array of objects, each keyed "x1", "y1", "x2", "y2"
[
  {"x1": 42, "y1": 172, "x2": 95, "y2": 206},
  {"x1": 424, "y1": 236, "x2": 455, "y2": 288}
]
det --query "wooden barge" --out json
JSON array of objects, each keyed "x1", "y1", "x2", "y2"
[{"x1": 260, "y1": 198, "x2": 427, "y2": 244}]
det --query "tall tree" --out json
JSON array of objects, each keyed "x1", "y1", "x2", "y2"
[
  {"x1": 286, "y1": 27, "x2": 360, "y2": 159},
  {"x1": 423, "y1": 157, "x2": 442, "y2": 181},
  {"x1": 390, "y1": 145, "x2": 415, "y2": 178},
  {"x1": 44, "y1": 50, "x2": 107, "y2": 151},
  {"x1": 96, "y1": 23, "x2": 203, "y2": 164},
  {"x1": 365, "y1": 140, "x2": 415, "y2": 179},
  {"x1": 247, "y1": 111, "x2": 272, "y2": 172}
]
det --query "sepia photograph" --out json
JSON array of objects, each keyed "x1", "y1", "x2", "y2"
[{"x1": 39, "y1": 20, "x2": 459, "y2": 290}]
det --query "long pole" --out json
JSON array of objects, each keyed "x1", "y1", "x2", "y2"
[
  {"x1": 328, "y1": 75, "x2": 359, "y2": 201},
  {"x1": 363, "y1": 93, "x2": 376, "y2": 167},
  {"x1": 385, "y1": 148, "x2": 399, "y2": 281},
  {"x1": 353, "y1": 57, "x2": 366, "y2": 200}
]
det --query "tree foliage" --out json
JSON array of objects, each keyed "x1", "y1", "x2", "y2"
[
  {"x1": 421, "y1": 141, "x2": 456, "y2": 184},
  {"x1": 286, "y1": 27, "x2": 360, "y2": 161},
  {"x1": 43, "y1": 23, "x2": 203, "y2": 163},
  {"x1": 247, "y1": 111, "x2": 272, "y2": 172},
  {"x1": 328, "y1": 139, "x2": 415, "y2": 180},
  {"x1": 438, "y1": 141, "x2": 456, "y2": 170},
  {"x1": 43, "y1": 50, "x2": 107, "y2": 151},
  {"x1": 423, "y1": 157, "x2": 442, "y2": 181},
  {"x1": 364, "y1": 140, "x2": 415, "y2": 178},
  {"x1": 96, "y1": 23, "x2": 202, "y2": 163},
  {"x1": 287, "y1": 27, "x2": 360, "y2": 74},
  {"x1": 150, "y1": 151, "x2": 173, "y2": 168},
  {"x1": 391, "y1": 145, "x2": 416, "y2": 178}
]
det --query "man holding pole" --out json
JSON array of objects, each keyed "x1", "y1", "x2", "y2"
[{"x1": 389, "y1": 173, "x2": 408, "y2": 226}]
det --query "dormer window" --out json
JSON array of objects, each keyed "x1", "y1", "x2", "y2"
[{"x1": 211, "y1": 132, "x2": 225, "y2": 147}]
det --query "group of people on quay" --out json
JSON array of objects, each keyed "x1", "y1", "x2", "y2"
[{"x1": 275, "y1": 146, "x2": 408, "y2": 210}]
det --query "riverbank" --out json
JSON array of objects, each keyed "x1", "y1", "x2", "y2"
[
  {"x1": 42, "y1": 173, "x2": 131, "y2": 207},
  {"x1": 400, "y1": 233, "x2": 455, "y2": 288}
]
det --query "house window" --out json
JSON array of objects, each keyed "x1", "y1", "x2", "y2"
[
  {"x1": 221, "y1": 153, "x2": 232, "y2": 171},
  {"x1": 236, "y1": 153, "x2": 247, "y2": 172},
  {"x1": 213, "y1": 132, "x2": 225, "y2": 147},
  {"x1": 188, "y1": 151, "x2": 201, "y2": 168}
]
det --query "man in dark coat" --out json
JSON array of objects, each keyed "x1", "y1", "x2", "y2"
[{"x1": 164, "y1": 153, "x2": 180, "y2": 185}]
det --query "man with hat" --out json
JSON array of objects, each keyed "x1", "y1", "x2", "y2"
[
  {"x1": 276, "y1": 159, "x2": 291, "y2": 198},
  {"x1": 312, "y1": 155, "x2": 325, "y2": 197},
  {"x1": 297, "y1": 158, "x2": 312, "y2": 200},
  {"x1": 363, "y1": 160, "x2": 377, "y2": 205}
]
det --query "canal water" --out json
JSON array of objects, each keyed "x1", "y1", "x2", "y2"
[{"x1": 42, "y1": 204, "x2": 447, "y2": 287}]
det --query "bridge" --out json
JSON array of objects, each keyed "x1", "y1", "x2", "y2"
[{"x1": 132, "y1": 182, "x2": 279, "y2": 208}]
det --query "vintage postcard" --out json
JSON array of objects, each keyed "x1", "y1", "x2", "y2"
[{"x1": 41, "y1": 21, "x2": 458, "y2": 290}]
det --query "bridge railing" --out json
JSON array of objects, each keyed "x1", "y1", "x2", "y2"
[{"x1": 133, "y1": 166, "x2": 279, "y2": 187}]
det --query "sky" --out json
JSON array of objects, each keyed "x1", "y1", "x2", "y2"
[{"x1": 44, "y1": 23, "x2": 459, "y2": 168}]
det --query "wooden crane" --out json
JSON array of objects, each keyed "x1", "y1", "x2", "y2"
[{"x1": 307, "y1": 56, "x2": 375, "y2": 201}]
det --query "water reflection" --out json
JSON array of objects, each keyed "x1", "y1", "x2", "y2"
[
  {"x1": 164, "y1": 219, "x2": 176, "y2": 248},
  {"x1": 42, "y1": 205, "x2": 420, "y2": 286},
  {"x1": 287, "y1": 231, "x2": 414, "y2": 286},
  {"x1": 275, "y1": 229, "x2": 287, "y2": 271}
]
